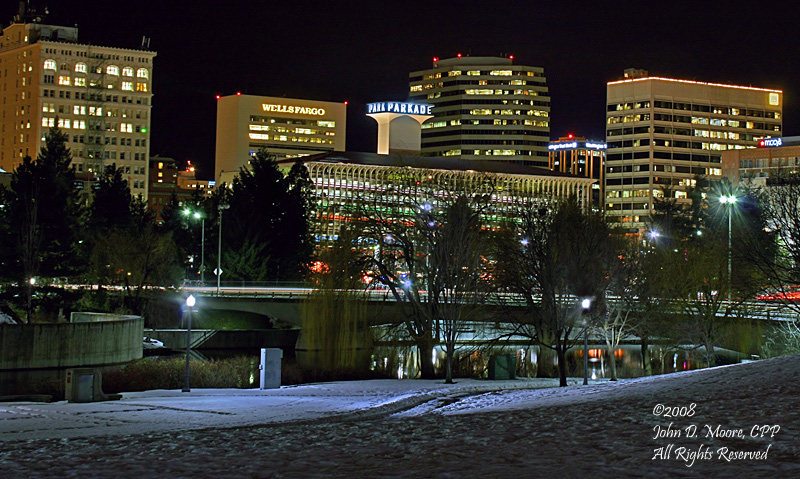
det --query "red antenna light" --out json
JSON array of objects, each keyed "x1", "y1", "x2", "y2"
[
  {"x1": 236, "y1": 92, "x2": 241, "y2": 96},
  {"x1": 215, "y1": 95, "x2": 220, "y2": 99},
  {"x1": 344, "y1": 101, "x2": 349, "y2": 105},
  {"x1": 457, "y1": 53, "x2": 462, "y2": 58},
  {"x1": 433, "y1": 57, "x2": 439, "y2": 62},
  {"x1": 509, "y1": 55, "x2": 514, "y2": 60},
  {"x1": 568, "y1": 133, "x2": 573, "y2": 139}
]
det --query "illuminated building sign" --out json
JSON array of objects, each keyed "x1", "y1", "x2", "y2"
[
  {"x1": 759, "y1": 138, "x2": 782, "y2": 148},
  {"x1": 548, "y1": 141, "x2": 607, "y2": 151},
  {"x1": 367, "y1": 102, "x2": 432, "y2": 115},
  {"x1": 262, "y1": 104, "x2": 326, "y2": 115}
]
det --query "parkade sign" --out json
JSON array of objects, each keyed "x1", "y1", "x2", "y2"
[{"x1": 367, "y1": 102, "x2": 432, "y2": 115}]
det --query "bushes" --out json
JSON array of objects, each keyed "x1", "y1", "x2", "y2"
[{"x1": 103, "y1": 356, "x2": 258, "y2": 393}]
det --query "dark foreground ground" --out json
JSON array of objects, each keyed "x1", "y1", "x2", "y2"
[{"x1": 2, "y1": 355, "x2": 799, "y2": 478}]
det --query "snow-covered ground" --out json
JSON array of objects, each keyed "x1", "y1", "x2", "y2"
[{"x1": 1, "y1": 355, "x2": 799, "y2": 477}]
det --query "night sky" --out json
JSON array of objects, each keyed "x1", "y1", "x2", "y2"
[{"x1": 16, "y1": 1, "x2": 799, "y2": 179}]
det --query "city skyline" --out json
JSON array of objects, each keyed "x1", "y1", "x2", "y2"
[{"x1": 15, "y1": 1, "x2": 799, "y2": 179}]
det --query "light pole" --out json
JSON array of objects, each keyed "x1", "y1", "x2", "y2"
[
  {"x1": 27, "y1": 277, "x2": 35, "y2": 323},
  {"x1": 182, "y1": 294, "x2": 196, "y2": 393},
  {"x1": 719, "y1": 194, "x2": 737, "y2": 300},
  {"x1": 217, "y1": 203, "x2": 229, "y2": 296},
  {"x1": 184, "y1": 209, "x2": 205, "y2": 284},
  {"x1": 581, "y1": 298, "x2": 591, "y2": 385}
]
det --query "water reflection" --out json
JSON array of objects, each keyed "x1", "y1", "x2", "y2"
[{"x1": 369, "y1": 344, "x2": 746, "y2": 380}]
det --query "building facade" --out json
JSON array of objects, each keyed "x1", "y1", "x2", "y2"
[
  {"x1": 215, "y1": 94, "x2": 346, "y2": 184},
  {"x1": 548, "y1": 135, "x2": 606, "y2": 206},
  {"x1": 277, "y1": 151, "x2": 595, "y2": 248},
  {"x1": 722, "y1": 136, "x2": 800, "y2": 187},
  {"x1": 605, "y1": 70, "x2": 782, "y2": 227},
  {"x1": 0, "y1": 18, "x2": 155, "y2": 199},
  {"x1": 408, "y1": 56, "x2": 550, "y2": 167},
  {"x1": 148, "y1": 157, "x2": 214, "y2": 222}
]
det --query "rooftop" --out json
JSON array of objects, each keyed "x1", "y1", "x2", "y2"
[{"x1": 607, "y1": 76, "x2": 782, "y2": 93}]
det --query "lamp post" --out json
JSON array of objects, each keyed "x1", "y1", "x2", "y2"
[
  {"x1": 719, "y1": 195, "x2": 737, "y2": 300},
  {"x1": 27, "y1": 277, "x2": 35, "y2": 323},
  {"x1": 182, "y1": 294, "x2": 196, "y2": 393},
  {"x1": 217, "y1": 203, "x2": 229, "y2": 296},
  {"x1": 184, "y1": 209, "x2": 205, "y2": 285},
  {"x1": 581, "y1": 298, "x2": 591, "y2": 385}
]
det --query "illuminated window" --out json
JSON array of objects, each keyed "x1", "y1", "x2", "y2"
[
  {"x1": 73, "y1": 105, "x2": 86, "y2": 115},
  {"x1": 136, "y1": 83, "x2": 148, "y2": 92},
  {"x1": 410, "y1": 85, "x2": 422, "y2": 92},
  {"x1": 467, "y1": 70, "x2": 480, "y2": 76},
  {"x1": 249, "y1": 133, "x2": 269, "y2": 140},
  {"x1": 122, "y1": 67, "x2": 134, "y2": 76},
  {"x1": 107, "y1": 65, "x2": 119, "y2": 75},
  {"x1": 317, "y1": 121, "x2": 336, "y2": 127},
  {"x1": 121, "y1": 81, "x2": 133, "y2": 91},
  {"x1": 769, "y1": 93, "x2": 780, "y2": 105},
  {"x1": 43, "y1": 59, "x2": 56, "y2": 70},
  {"x1": 137, "y1": 68, "x2": 149, "y2": 79},
  {"x1": 58, "y1": 76, "x2": 71, "y2": 86},
  {"x1": 74, "y1": 77, "x2": 86, "y2": 87},
  {"x1": 75, "y1": 62, "x2": 87, "y2": 73},
  {"x1": 121, "y1": 123, "x2": 133, "y2": 133},
  {"x1": 448, "y1": 70, "x2": 461, "y2": 76},
  {"x1": 490, "y1": 70, "x2": 512, "y2": 76}
]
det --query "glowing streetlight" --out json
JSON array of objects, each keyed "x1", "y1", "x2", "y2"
[
  {"x1": 182, "y1": 294, "x2": 196, "y2": 393},
  {"x1": 719, "y1": 194, "x2": 738, "y2": 300},
  {"x1": 581, "y1": 298, "x2": 591, "y2": 385},
  {"x1": 184, "y1": 209, "x2": 206, "y2": 284}
]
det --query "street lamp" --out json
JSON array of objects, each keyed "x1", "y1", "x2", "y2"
[
  {"x1": 184, "y1": 209, "x2": 205, "y2": 285},
  {"x1": 27, "y1": 277, "x2": 36, "y2": 323},
  {"x1": 581, "y1": 298, "x2": 591, "y2": 386},
  {"x1": 719, "y1": 194, "x2": 737, "y2": 300},
  {"x1": 182, "y1": 294, "x2": 196, "y2": 393},
  {"x1": 217, "y1": 203, "x2": 230, "y2": 296}
]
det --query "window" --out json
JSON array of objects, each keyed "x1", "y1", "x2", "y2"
[
  {"x1": 136, "y1": 82, "x2": 147, "y2": 92},
  {"x1": 121, "y1": 81, "x2": 133, "y2": 91},
  {"x1": 136, "y1": 68, "x2": 148, "y2": 79},
  {"x1": 74, "y1": 77, "x2": 86, "y2": 87},
  {"x1": 43, "y1": 59, "x2": 56, "y2": 70},
  {"x1": 121, "y1": 123, "x2": 133, "y2": 133},
  {"x1": 122, "y1": 66, "x2": 134, "y2": 76},
  {"x1": 106, "y1": 65, "x2": 119, "y2": 75},
  {"x1": 73, "y1": 105, "x2": 86, "y2": 115},
  {"x1": 75, "y1": 62, "x2": 86, "y2": 73},
  {"x1": 58, "y1": 76, "x2": 71, "y2": 86}
]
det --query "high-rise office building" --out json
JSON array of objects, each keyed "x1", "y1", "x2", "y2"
[
  {"x1": 605, "y1": 69, "x2": 782, "y2": 227},
  {"x1": 0, "y1": 7, "x2": 155, "y2": 199},
  {"x1": 409, "y1": 55, "x2": 550, "y2": 167},
  {"x1": 215, "y1": 94, "x2": 346, "y2": 184},
  {"x1": 548, "y1": 135, "x2": 606, "y2": 206}
]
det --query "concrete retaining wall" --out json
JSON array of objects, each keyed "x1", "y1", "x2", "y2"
[{"x1": 0, "y1": 314, "x2": 143, "y2": 396}]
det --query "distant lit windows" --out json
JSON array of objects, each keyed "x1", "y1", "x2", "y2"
[
  {"x1": 490, "y1": 70, "x2": 512, "y2": 76},
  {"x1": 107, "y1": 65, "x2": 119, "y2": 75},
  {"x1": 74, "y1": 77, "x2": 86, "y2": 87},
  {"x1": 249, "y1": 133, "x2": 269, "y2": 140},
  {"x1": 75, "y1": 62, "x2": 87, "y2": 73},
  {"x1": 136, "y1": 83, "x2": 148, "y2": 92},
  {"x1": 410, "y1": 85, "x2": 422, "y2": 92},
  {"x1": 43, "y1": 59, "x2": 56, "y2": 70},
  {"x1": 448, "y1": 70, "x2": 461, "y2": 77},
  {"x1": 122, "y1": 67, "x2": 134, "y2": 77},
  {"x1": 467, "y1": 70, "x2": 480, "y2": 76},
  {"x1": 121, "y1": 123, "x2": 133, "y2": 133},
  {"x1": 73, "y1": 105, "x2": 86, "y2": 115},
  {"x1": 42, "y1": 103, "x2": 55, "y2": 113},
  {"x1": 58, "y1": 76, "x2": 71, "y2": 86},
  {"x1": 74, "y1": 120, "x2": 86, "y2": 129},
  {"x1": 769, "y1": 93, "x2": 780, "y2": 106},
  {"x1": 42, "y1": 117, "x2": 55, "y2": 127},
  {"x1": 136, "y1": 68, "x2": 149, "y2": 79},
  {"x1": 121, "y1": 81, "x2": 133, "y2": 91},
  {"x1": 317, "y1": 120, "x2": 335, "y2": 128},
  {"x1": 470, "y1": 109, "x2": 492, "y2": 115}
]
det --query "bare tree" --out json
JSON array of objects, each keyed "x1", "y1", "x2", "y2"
[
  {"x1": 494, "y1": 199, "x2": 621, "y2": 386},
  {"x1": 352, "y1": 168, "x2": 495, "y2": 380}
]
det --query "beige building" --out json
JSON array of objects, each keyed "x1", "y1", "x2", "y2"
[
  {"x1": 0, "y1": 18, "x2": 155, "y2": 199},
  {"x1": 408, "y1": 56, "x2": 550, "y2": 167},
  {"x1": 605, "y1": 69, "x2": 782, "y2": 227},
  {"x1": 215, "y1": 94, "x2": 346, "y2": 184},
  {"x1": 722, "y1": 137, "x2": 800, "y2": 187}
]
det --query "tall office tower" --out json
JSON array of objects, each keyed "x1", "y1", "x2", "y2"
[
  {"x1": 215, "y1": 94, "x2": 346, "y2": 184},
  {"x1": 0, "y1": 7, "x2": 155, "y2": 199},
  {"x1": 548, "y1": 135, "x2": 606, "y2": 206},
  {"x1": 605, "y1": 69, "x2": 782, "y2": 228},
  {"x1": 409, "y1": 55, "x2": 550, "y2": 167}
]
